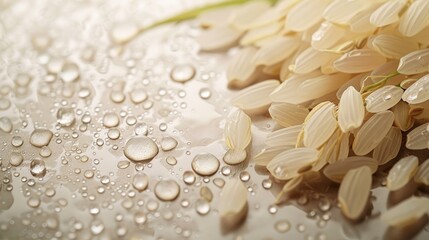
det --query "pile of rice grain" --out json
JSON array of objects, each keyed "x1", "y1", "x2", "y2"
[{"x1": 196, "y1": 0, "x2": 429, "y2": 227}]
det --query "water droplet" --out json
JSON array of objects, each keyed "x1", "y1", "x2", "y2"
[
  {"x1": 275, "y1": 220, "x2": 291, "y2": 233},
  {"x1": 239, "y1": 171, "x2": 250, "y2": 182},
  {"x1": 103, "y1": 112, "x2": 120, "y2": 128},
  {"x1": 262, "y1": 178, "x2": 272, "y2": 189},
  {"x1": 57, "y1": 107, "x2": 75, "y2": 127},
  {"x1": 199, "y1": 88, "x2": 211, "y2": 99},
  {"x1": 170, "y1": 64, "x2": 196, "y2": 83},
  {"x1": 39, "y1": 146, "x2": 52, "y2": 158},
  {"x1": 200, "y1": 186, "x2": 213, "y2": 202},
  {"x1": 213, "y1": 178, "x2": 225, "y2": 188},
  {"x1": 191, "y1": 153, "x2": 220, "y2": 176},
  {"x1": 107, "y1": 128, "x2": 121, "y2": 140},
  {"x1": 181, "y1": 199, "x2": 190, "y2": 208},
  {"x1": 161, "y1": 137, "x2": 178, "y2": 151},
  {"x1": 166, "y1": 156, "x2": 177, "y2": 166},
  {"x1": 268, "y1": 205, "x2": 278, "y2": 214},
  {"x1": 0, "y1": 117, "x2": 13, "y2": 133},
  {"x1": 110, "y1": 90, "x2": 126, "y2": 103},
  {"x1": 60, "y1": 62, "x2": 79, "y2": 82},
  {"x1": 154, "y1": 179, "x2": 180, "y2": 201},
  {"x1": 84, "y1": 170, "x2": 94, "y2": 179},
  {"x1": 130, "y1": 88, "x2": 148, "y2": 104},
  {"x1": 9, "y1": 152, "x2": 23, "y2": 166},
  {"x1": 124, "y1": 136, "x2": 159, "y2": 162},
  {"x1": 27, "y1": 196, "x2": 41, "y2": 208},
  {"x1": 11, "y1": 136, "x2": 23, "y2": 147},
  {"x1": 90, "y1": 220, "x2": 104, "y2": 235},
  {"x1": 132, "y1": 173, "x2": 149, "y2": 192},
  {"x1": 183, "y1": 171, "x2": 196, "y2": 185},
  {"x1": 318, "y1": 197, "x2": 331, "y2": 212},
  {"x1": 135, "y1": 123, "x2": 148, "y2": 136},
  {"x1": 30, "y1": 129, "x2": 53, "y2": 147},
  {"x1": 221, "y1": 166, "x2": 231, "y2": 176},
  {"x1": 159, "y1": 123, "x2": 168, "y2": 131},
  {"x1": 46, "y1": 216, "x2": 59, "y2": 229},
  {"x1": 30, "y1": 158, "x2": 46, "y2": 177},
  {"x1": 117, "y1": 160, "x2": 130, "y2": 169},
  {"x1": 134, "y1": 211, "x2": 147, "y2": 225},
  {"x1": 195, "y1": 199, "x2": 210, "y2": 215}
]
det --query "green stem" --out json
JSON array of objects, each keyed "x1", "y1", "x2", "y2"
[
  {"x1": 123, "y1": 0, "x2": 279, "y2": 45},
  {"x1": 360, "y1": 71, "x2": 400, "y2": 94}
]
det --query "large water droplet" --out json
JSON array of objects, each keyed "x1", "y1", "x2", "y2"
[
  {"x1": 170, "y1": 64, "x2": 196, "y2": 83},
  {"x1": 191, "y1": 153, "x2": 220, "y2": 176},
  {"x1": 57, "y1": 107, "x2": 75, "y2": 127},
  {"x1": 30, "y1": 129, "x2": 53, "y2": 147},
  {"x1": 124, "y1": 136, "x2": 159, "y2": 162},
  {"x1": 132, "y1": 173, "x2": 148, "y2": 192},
  {"x1": 154, "y1": 179, "x2": 180, "y2": 201}
]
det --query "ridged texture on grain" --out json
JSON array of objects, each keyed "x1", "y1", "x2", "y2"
[
  {"x1": 253, "y1": 36, "x2": 300, "y2": 66},
  {"x1": 415, "y1": 159, "x2": 429, "y2": 186},
  {"x1": 240, "y1": 22, "x2": 282, "y2": 45},
  {"x1": 312, "y1": 21, "x2": 345, "y2": 50},
  {"x1": 334, "y1": 49, "x2": 386, "y2": 73},
  {"x1": 371, "y1": 34, "x2": 420, "y2": 59},
  {"x1": 292, "y1": 47, "x2": 337, "y2": 74},
  {"x1": 323, "y1": 0, "x2": 369, "y2": 25},
  {"x1": 197, "y1": 25, "x2": 242, "y2": 51},
  {"x1": 303, "y1": 102, "x2": 337, "y2": 149},
  {"x1": 402, "y1": 74, "x2": 429, "y2": 104},
  {"x1": 373, "y1": 127, "x2": 402, "y2": 165},
  {"x1": 269, "y1": 103, "x2": 309, "y2": 128},
  {"x1": 392, "y1": 101, "x2": 414, "y2": 131},
  {"x1": 286, "y1": 0, "x2": 331, "y2": 32},
  {"x1": 381, "y1": 196, "x2": 429, "y2": 227},
  {"x1": 365, "y1": 85, "x2": 404, "y2": 113},
  {"x1": 370, "y1": 0, "x2": 407, "y2": 27},
  {"x1": 232, "y1": 80, "x2": 280, "y2": 114},
  {"x1": 397, "y1": 49, "x2": 429, "y2": 75},
  {"x1": 406, "y1": 123, "x2": 429, "y2": 150},
  {"x1": 224, "y1": 109, "x2": 251, "y2": 150},
  {"x1": 399, "y1": 0, "x2": 429, "y2": 37},
  {"x1": 387, "y1": 155, "x2": 419, "y2": 191},
  {"x1": 323, "y1": 156, "x2": 378, "y2": 183},
  {"x1": 338, "y1": 166, "x2": 372, "y2": 221},
  {"x1": 254, "y1": 145, "x2": 292, "y2": 167},
  {"x1": 266, "y1": 125, "x2": 302, "y2": 147},
  {"x1": 227, "y1": 47, "x2": 258, "y2": 88},
  {"x1": 219, "y1": 178, "x2": 248, "y2": 228},
  {"x1": 338, "y1": 86, "x2": 365, "y2": 133},
  {"x1": 267, "y1": 148, "x2": 319, "y2": 180},
  {"x1": 353, "y1": 111, "x2": 394, "y2": 155}
]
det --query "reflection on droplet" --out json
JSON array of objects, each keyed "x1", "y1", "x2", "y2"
[
  {"x1": 275, "y1": 220, "x2": 291, "y2": 233},
  {"x1": 161, "y1": 137, "x2": 178, "y2": 151},
  {"x1": 239, "y1": 171, "x2": 250, "y2": 182},
  {"x1": 103, "y1": 112, "x2": 120, "y2": 128},
  {"x1": 30, "y1": 158, "x2": 46, "y2": 177},
  {"x1": 57, "y1": 107, "x2": 75, "y2": 127},
  {"x1": 39, "y1": 146, "x2": 52, "y2": 158},
  {"x1": 191, "y1": 153, "x2": 220, "y2": 176},
  {"x1": 27, "y1": 196, "x2": 41, "y2": 208},
  {"x1": 154, "y1": 179, "x2": 180, "y2": 201},
  {"x1": 213, "y1": 178, "x2": 225, "y2": 188},
  {"x1": 132, "y1": 173, "x2": 149, "y2": 192},
  {"x1": 0, "y1": 117, "x2": 13, "y2": 133},
  {"x1": 166, "y1": 156, "x2": 177, "y2": 166},
  {"x1": 268, "y1": 205, "x2": 278, "y2": 214},
  {"x1": 183, "y1": 171, "x2": 196, "y2": 185},
  {"x1": 90, "y1": 220, "x2": 105, "y2": 235},
  {"x1": 262, "y1": 179, "x2": 272, "y2": 189},
  {"x1": 9, "y1": 152, "x2": 23, "y2": 166},
  {"x1": 117, "y1": 160, "x2": 130, "y2": 169},
  {"x1": 60, "y1": 62, "x2": 79, "y2": 82},
  {"x1": 107, "y1": 128, "x2": 121, "y2": 140},
  {"x1": 30, "y1": 129, "x2": 53, "y2": 147},
  {"x1": 195, "y1": 199, "x2": 210, "y2": 215},
  {"x1": 11, "y1": 136, "x2": 23, "y2": 147},
  {"x1": 130, "y1": 89, "x2": 148, "y2": 104},
  {"x1": 199, "y1": 88, "x2": 211, "y2": 99},
  {"x1": 124, "y1": 136, "x2": 159, "y2": 162},
  {"x1": 170, "y1": 64, "x2": 196, "y2": 83},
  {"x1": 134, "y1": 211, "x2": 147, "y2": 225}
]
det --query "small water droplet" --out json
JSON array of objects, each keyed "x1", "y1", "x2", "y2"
[
  {"x1": 57, "y1": 107, "x2": 75, "y2": 127},
  {"x1": 183, "y1": 171, "x2": 196, "y2": 185},
  {"x1": 170, "y1": 64, "x2": 196, "y2": 83},
  {"x1": 268, "y1": 205, "x2": 278, "y2": 214},
  {"x1": 130, "y1": 88, "x2": 148, "y2": 104},
  {"x1": 103, "y1": 112, "x2": 120, "y2": 128},
  {"x1": 30, "y1": 158, "x2": 46, "y2": 177},
  {"x1": 275, "y1": 220, "x2": 291, "y2": 233},
  {"x1": 27, "y1": 196, "x2": 41, "y2": 208},
  {"x1": 134, "y1": 211, "x2": 147, "y2": 225},
  {"x1": 195, "y1": 199, "x2": 210, "y2": 215},
  {"x1": 132, "y1": 173, "x2": 149, "y2": 192},
  {"x1": 191, "y1": 153, "x2": 220, "y2": 176},
  {"x1": 60, "y1": 62, "x2": 79, "y2": 82},
  {"x1": 262, "y1": 178, "x2": 272, "y2": 189},
  {"x1": 154, "y1": 179, "x2": 180, "y2": 201},
  {"x1": 107, "y1": 128, "x2": 121, "y2": 140},
  {"x1": 11, "y1": 136, "x2": 23, "y2": 147},
  {"x1": 161, "y1": 137, "x2": 178, "y2": 151},
  {"x1": 239, "y1": 171, "x2": 250, "y2": 182},
  {"x1": 9, "y1": 152, "x2": 23, "y2": 166},
  {"x1": 213, "y1": 178, "x2": 225, "y2": 188},
  {"x1": 199, "y1": 88, "x2": 211, "y2": 99},
  {"x1": 166, "y1": 156, "x2": 178, "y2": 166}
]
